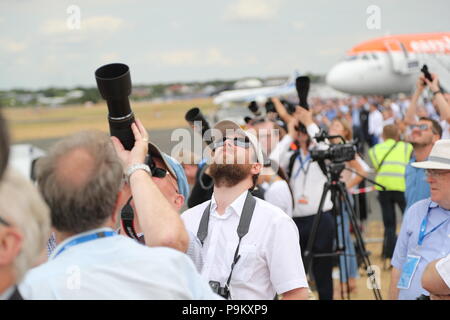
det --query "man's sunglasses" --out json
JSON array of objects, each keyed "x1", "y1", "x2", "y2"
[
  {"x1": 409, "y1": 124, "x2": 430, "y2": 131},
  {"x1": 212, "y1": 136, "x2": 251, "y2": 151},
  {"x1": 147, "y1": 156, "x2": 169, "y2": 178}
]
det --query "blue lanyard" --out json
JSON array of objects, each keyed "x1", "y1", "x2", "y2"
[
  {"x1": 294, "y1": 153, "x2": 311, "y2": 179},
  {"x1": 53, "y1": 230, "x2": 116, "y2": 258},
  {"x1": 418, "y1": 204, "x2": 450, "y2": 246}
]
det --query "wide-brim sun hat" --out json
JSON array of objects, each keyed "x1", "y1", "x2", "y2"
[{"x1": 411, "y1": 139, "x2": 450, "y2": 170}]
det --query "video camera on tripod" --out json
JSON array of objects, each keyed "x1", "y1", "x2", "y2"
[{"x1": 310, "y1": 130, "x2": 357, "y2": 164}]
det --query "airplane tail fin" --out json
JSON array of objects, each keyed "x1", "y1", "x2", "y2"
[{"x1": 285, "y1": 70, "x2": 301, "y2": 87}]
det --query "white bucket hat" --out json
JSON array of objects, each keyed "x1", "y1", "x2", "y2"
[
  {"x1": 212, "y1": 120, "x2": 265, "y2": 164},
  {"x1": 412, "y1": 139, "x2": 450, "y2": 170}
]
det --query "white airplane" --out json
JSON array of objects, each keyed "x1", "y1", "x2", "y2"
[
  {"x1": 213, "y1": 72, "x2": 299, "y2": 107},
  {"x1": 326, "y1": 32, "x2": 450, "y2": 95}
]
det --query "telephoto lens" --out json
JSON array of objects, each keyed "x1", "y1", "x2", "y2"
[
  {"x1": 95, "y1": 63, "x2": 135, "y2": 150},
  {"x1": 296, "y1": 76, "x2": 310, "y2": 110},
  {"x1": 185, "y1": 107, "x2": 212, "y2": 145}
]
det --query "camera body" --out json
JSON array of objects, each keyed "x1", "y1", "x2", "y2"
[
  {"x1": 310, "y1": 130, "x2": 356, "y2": 163},
  {"x1": 209, "y1": 281, "x2": 230, "y2": 299}
]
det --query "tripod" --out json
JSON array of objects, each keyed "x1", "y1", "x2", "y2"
[{"x1": 303, "y1": 162, "x2": 383, "y2": 300}]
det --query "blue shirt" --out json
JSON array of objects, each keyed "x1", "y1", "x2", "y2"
[
  {"x1": 352, "y1": 108, "x2": 361, "y2": 127},
  {"x1": 20, "y1": 228, "x2": 221, "y2": 300},
  {"x1": 405, "y1": 157, "x2": 430, "y2": 211},
  {"x1": 392, "y1": 199, "x2": 450, "y2": 300}
]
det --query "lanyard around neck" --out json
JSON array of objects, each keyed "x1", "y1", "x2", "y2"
[
  {"x1": 418, "y1": 203, "x2": 450, "y2": 246},
  {"x1": 293, "y1": 152, "x2": 311, "y2": 179},
  {"x1": 53, "y1": 230, "x2": 116, "y2": 258}
]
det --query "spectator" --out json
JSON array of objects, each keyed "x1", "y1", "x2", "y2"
[
  {"x1": 20, "y1": 121, "x2": 218, "y2": 299},
  {"x1": 404, "y1": 117, "x2": 442, "y2": 210},
  {"x1": 389, "y1": 139, "x2": 450, "y2": 300},
  {"x1": 182, "y1": 120, "x2": 309, "y2": 300},
  {"x1": 270, "y1": 108, "x2": 335, "y2": 300},
  {"x1": 422, "y1": 254, "x2": 450, "y2": 300},
  {"x1": 257, "y1": 159, "x2": 294, "y2": 217},
  {"x1": 0, "y1": 169, "x2": 51, "y2": 300},
  {"x1": 369, "y1": 125, "x2": 413, "y2": 260},
  {"x1": 328, "y1": 117, "x2": 370, "y2": 296},
  {"x1": 368, "y1": 103, "x2": 383, "y2": 146}
]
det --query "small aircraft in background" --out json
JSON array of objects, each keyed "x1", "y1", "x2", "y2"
[{"x1": 326, "y1": 32, "x2": 450, "y2": 95}]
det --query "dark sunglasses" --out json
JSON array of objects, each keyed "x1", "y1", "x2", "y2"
[
  {"x1": 409, "y1": 124, "x2": 430, "y2": 131},
  {"x1": 212, "y1": 136, "x2": 251, "y2": 151},
  {"x1": 146, "y1": 156, "x2": 169, "y2": 178}
]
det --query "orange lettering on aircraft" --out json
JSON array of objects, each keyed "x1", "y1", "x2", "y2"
[{"x1": 347, "y1": 32, "x2": 450, "y2": 55}]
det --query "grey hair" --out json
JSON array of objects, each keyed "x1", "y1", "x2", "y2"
[
  {"x1": 36, "y1": 131, "x2": 123, "y2": 234},
  {"x1": 0, "y1": 168, "x2": 51, "y2": 282}
]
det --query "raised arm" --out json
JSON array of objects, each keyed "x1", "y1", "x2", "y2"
[
  {"x1": 427, "y1": 73, "x2": 450, "y2": 123},
  {"x1": 112, "y1": 119, "x2": 189, "y2": 252},
  {"x1": 404, "y1": 75, "x2": 426, "y2": 125},
  {"x1": 272, "y1": 97, "x2": 295, "y2": 124}
]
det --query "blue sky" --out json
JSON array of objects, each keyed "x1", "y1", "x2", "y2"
[{"x1": 1, "y1": 0, "x2": 449, "y2": 89}]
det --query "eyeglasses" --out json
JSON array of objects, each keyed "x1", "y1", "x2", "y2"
[
  {"x1": 409, "y1": 124, "x2": 430, "y2": 131},
  {"x1": 0, "y1": 216, "x2": 11, "y2": 227},
  {"x1": 212, "y1": 136, "x2": 251, "y2": 151},
  {"x1": 425, "y1": 169, "x2": 450, "y2": 178}
]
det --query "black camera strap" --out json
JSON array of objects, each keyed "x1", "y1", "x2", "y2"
[
  {"x1": 197, "y1": 191, "x2": 257, "y2": 298},
  {"x1": 121, "y1": 197, "x2": 140, "y2": 241},
  {"x1": 374, "y1": 141, "x2": 399, "y2": 172}
]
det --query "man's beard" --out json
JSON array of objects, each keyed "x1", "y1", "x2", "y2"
[{"x1": 209, "y1": 163, "x2": 252, "y2": 188}]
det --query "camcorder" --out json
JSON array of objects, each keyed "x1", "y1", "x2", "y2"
[{"x1": 310, "y1": 129, "x2": 357, "y2": 163}]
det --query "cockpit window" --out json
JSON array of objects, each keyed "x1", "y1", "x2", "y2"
[
  {"x1": 371, "y1": 53, "x2": 378, "y2": 60},
  {"x1": 361, "y1": 54, "x2": 369, "y2": 60},
  {"x1": 346, "y1": 55, "x2": 358, "y2": 61}
]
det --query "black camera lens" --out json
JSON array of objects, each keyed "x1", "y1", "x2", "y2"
[{"x1": 95, "y1": 63, "x2": 135, "y2": 150}]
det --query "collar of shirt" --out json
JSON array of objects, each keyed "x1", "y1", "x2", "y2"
[
  {"x1": 210, "y1": 190, "x2": 249, "y2": 219},
  {"x1": 49, "y1": 227, "x2": 115, "y2": 260}
]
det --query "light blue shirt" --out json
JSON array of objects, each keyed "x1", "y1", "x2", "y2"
[
  {"x1": 19, "y1": 227, "x2": 220, "y2": 300},
  {"x1": 392, "y1": 199, "x2": 450, "y2": 300},
  {"x1": 405, "y1": 157, "x2": 430, "y2": 211}
]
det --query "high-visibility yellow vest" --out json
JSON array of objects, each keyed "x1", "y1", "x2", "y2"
[{"x1": 369, "y1": 139, "x2": 413, "y2": 192}]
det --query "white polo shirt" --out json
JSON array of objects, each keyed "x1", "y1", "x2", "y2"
[
  {"x1": 19, "y1": 228, "x2": 220, "y2": 300},
  {"x1": 181, "y1": 191, "x2": 309, "y2": 300},
  {"x1": 436, "y1": 254, "x2": 450, "y2": 289}
]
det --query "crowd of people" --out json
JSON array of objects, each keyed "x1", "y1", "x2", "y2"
[{"x1": 0, "y1": 72, "x2": 449, "y2": 300}]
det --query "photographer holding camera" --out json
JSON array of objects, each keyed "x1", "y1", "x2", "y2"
[
  {"x1": 181, "y1": 120, "x2": 309, "y2": 300},
  {"x1": 269, "y1": 106, "x2": 336, "y2": 300},
  {"x1": 19, "y1": 121, "x2": 219, "y2": 299}
]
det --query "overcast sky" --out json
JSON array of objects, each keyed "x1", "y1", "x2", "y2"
[{"x1": 0, "y1": 0, "x2": 449, "y2": 90}]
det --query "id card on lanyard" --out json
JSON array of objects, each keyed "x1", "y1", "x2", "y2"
[
  {"x1": 398, "y1": 203, "x2": 450, "y2": 289},
  {"x1": 293, "y1": 152, "x2": 311, "y2": 205}
]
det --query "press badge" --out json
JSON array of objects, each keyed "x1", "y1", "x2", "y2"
[
  {"x1": 298, "y1": 195, "x2": 309, "y2": 205},
  {"x1": 397, "y1": 255, "x2": 421, "y2": 289}
]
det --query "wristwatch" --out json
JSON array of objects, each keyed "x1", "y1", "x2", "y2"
[{"x1": 126, "y1": 163, "x2": 152, "y2": 183}]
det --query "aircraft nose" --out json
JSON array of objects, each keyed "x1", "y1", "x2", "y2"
[{"x1": 326, "y1": 63, "x2": 352, "y2": 92}]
